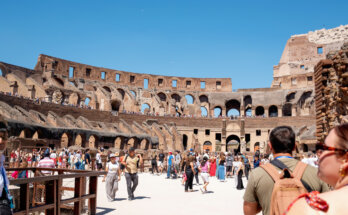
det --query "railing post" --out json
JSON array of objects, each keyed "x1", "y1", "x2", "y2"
[
  {"x1": 57, "y1": 170, "x2": 63, "y2": 215},
  {"x1": 74, "y1": 177, "x2": 82, "y2": 215},
  {"x1": 46, "y1": 180, "x2": 56, "y2": 215},
  {"x1": 19, "y1": 183, "x2": 29, "y2": 214},
  {"x1": 89, "y1": 176, "x2": 97, "y2": 215}
]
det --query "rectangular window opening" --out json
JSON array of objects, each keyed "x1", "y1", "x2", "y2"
[
  {"x1": 172, "y1": 80, "x2": 177, "y2": 88},
  {"x1": 194, "y1": 129, "x2": 198, "y2": 135},
  {"x1": 215, "y1": 133, "x2": 221, "y2": 141},
  {"x1": 69, "y1": 66, "x2": 74, "y2": 78},
  {"x1": 291, "y1": 78, "x2": 297, "y2": 85},
  {"x1": 86, "y1": 68, "x2": 91, "y2": 77},
  {"x1": 205, "y1": 129, "x2": 210, "y2": 135},
  {"x1": 200, "y1": 81, "x2": 206, "y2": 89},
  {"x1": 186, "y1": 80, "x2": 191, "y2": 88},
  {"x1": 158, "y1": 79, "x2": 163, "y2": 86},
  {"x1": 130, "y1": 75, "x2": 135, "y2": 83},
  {"x1": 216, "y1": 81, "x2": 221, "y2": 89},
  {"x1": 317, "y1": 47, "x2": 323, "y2": 54},
  {"x1": 144, "y1": 78, "x2": 149, "y2": 89},
  {"x1": 307, "y1": 76, "x2": 313, "y2": 82},
  {"x1": 256, "y1": 130, "x2": 261, "y2": 136},
  {"x1": 300, "y1": 65, "x2": 304, "y2": 69},
  {"x1": 116, "y1": 73, "x2": 120, "y2": 82},
  {"x1": 101, "y1": 72, "x2": 106, "y2": 80}
]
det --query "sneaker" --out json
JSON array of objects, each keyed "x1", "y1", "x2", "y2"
[
  {"x1": 199, "y1": 187, "x2": 204, "y2": 194},
  {"x1": 128, "y1": 197, "x2": 132, "y2": 201}
]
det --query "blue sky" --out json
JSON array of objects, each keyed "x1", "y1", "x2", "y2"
[{"x1": 0, "y1": 0, "x2": 347, "y2": 89}]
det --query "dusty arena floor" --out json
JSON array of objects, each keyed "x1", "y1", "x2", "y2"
[{"x1": 96, "y1": 173, "x2": 249, "y2": 215}]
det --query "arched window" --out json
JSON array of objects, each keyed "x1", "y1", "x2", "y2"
[
  {"x1": 226, "y1": 99, "x2": 240, "y2": 116},
  {"x1": 214, "y1": 106, "x2": 222, "y2": 117},
  {"x1": 141, "y1": 104, "x2": 150, "y2": 113},
  {"x1": 111, "y1": 100, "x2": 121, "y2": 111},
  {"x1": 286, "y1": 92, "x2": 296, "y2": 102},
  {"x1": 130, "y1": 90, "x2": 136, "y2": 97},
  {"x1": 103, "y1": 86, "x2": 111, "y2": 93},
  {"x1": 85, "y1": 98, "x2": 91, "y2": 106},
  {"x1": 171, "y1": 94, "x2": 181, "y2": 102},
  {"x1": 0, "y1": 68, "x2": 3, "y2": 77},
  {"x1": 199, "y1": 95, "x2": 209, "y2": 103},
  {"x1": 244, "y1": 95, "x2": 252, "y2": 106},
  {"x1": 157, "y1": 92, "x2": 167, "y2": 101},
  {"x1": 282, "y1": 103, "x2": 292, "y2": 116},
  {"x1": 245, "y1": 107, "x2": 252, "y2": 117},
  {"x1": 185, "y1": 95, "x2": 194, "y2": 104},
  {"x1": 201, "y1": 106, "x2": 208, "y2": 117},
  {"x1": 269, "y1": 105, "x2": 278, "y2": 117},
  {"x1": 255, "y1": 106, "x2": 265, "y2": 116}
]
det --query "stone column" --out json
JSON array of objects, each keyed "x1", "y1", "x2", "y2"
[
  {"x1": 292, "y1": 107, "x2": 297, "y2": 117},
  {"x1": 264, "y1": 107, "x2": 269, "y2": 117},
  {"x1": 279, "y1": 106, "x2": 283, "y2": 117}
]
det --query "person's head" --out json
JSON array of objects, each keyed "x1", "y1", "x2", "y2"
[
  {"x1": 317, "y1": 124, "x2": 348, "y2": 187},
  {"x1": 20, "y1": 160, "x2": 28, "y2": 168},
  {"x1": 228, "y1": 152, "x2": 232, "y2": 157},
  {"x1": 269, "y1": 126, "x2": 296, "y2": 154},
  {"x1": 43, "y1": 150, "x2": 50, "y2": 158},
  {"x1": 129, "y1": 147, "x2": 135, "y2": 157},
  {"x1": 201, "y1": 156, "x2": 208, "y2": 166},
  {"x1": 110, "y1": 154, "x2": 116, "y2": 163},
  {"x1": 255, "y1": 156, "x2": 259, "y2": 161},
  {"x1": 169, "y1": 151, "x2": 172, "y2": 155},
  {"x1": 0, "y1": 116, "x2": 8, "y2": 156},
  {"x1": 239, "y1": 156, "x2": 244, "y2": 162},
  {"x1": 188, "y1": 155, "x2": 195, "y2": 163}
]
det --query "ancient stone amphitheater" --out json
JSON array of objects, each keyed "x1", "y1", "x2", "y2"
[{"x1": 0, "y1": 25, "x2": 347, "y2": 156}]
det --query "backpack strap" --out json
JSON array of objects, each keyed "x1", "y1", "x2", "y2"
[
  {"x1": 260, "y1": 163, "x2": 281, "y2": 182},
  {"x1": 292, "y1": 162, "x2": 307, "y2": 180}
]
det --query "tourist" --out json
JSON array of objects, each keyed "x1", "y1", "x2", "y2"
[
  {"x1": 85, "y1": 149, "x2": 91, "y2": 170},
  {"x1": 184, "y1": 155, "x2": 196, "y2": 192},
  {"x1": 236, "y1": 156, "x2": 244, "y2": 190},
  {"x1": 253, "y1": 155, "x2": 260, "y2": 169},
  {"x1": 194, "y1": 155, "x2": 200, "y2": 184},
  {"x1": 244, "y1": 155, "x2": 251, "y2": 180},
  {"x1": 226, "y1": 153, "x2": 234, "y2": 178},
  {"x1": 199, "y1": 156, "x2": 210, "y2": 193},
  {"x1": 158, "y1": 150, "x2": 165, "y2": 174},
  {"x1": 166, "y1": 151, "x2": 175, "y2": 179},
  {"x1": 174, "y1": 151, "x2": 181, "y2": 178},
  {"x1": 11, "y1": 161, "x2": 28, "y2": 179},
  {"x1": 38, "y1": 149, "x2": 56, "y2": 175},
  {"x1": 217, "y1": 152, "x2": 226, "y2": 182},
  {"x1": 0, "y1": 117, "x2": 13, "y2": 214},
  {"x1": 243, "y1": 126, "x2": 329, "y2": 215},
  {"x1": 96, "y1": 150, "x2": 103, "y2": 171},
  {"x1": 286, "y1": 123, "x2": 348, "y2": 214},
  {"x1": 151, "y1": 152, "x2": 158, "y2": 175},
  {"x1": 119, "y1": 151, "x2": 126, "y2": 174},
  {"x1": 9, "y1": 150, "x2": 16, "y2": 168},
  {"x1": 122, "y1": 147, "x2": 143, "y2": 201},
  {"x1": 105, "y1": 153, "x2": 121, "y2": 202},
  {"x1": 209, "y1": 156, "x2": 216, "y2": 177}
]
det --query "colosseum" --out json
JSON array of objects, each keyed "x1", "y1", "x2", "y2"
[{"x1": 0, "y1": 25, "x2": 348, "y2": 157}]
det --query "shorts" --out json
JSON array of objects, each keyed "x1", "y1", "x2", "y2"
[
  {"x1": 226, "y1": 166, "x2": 233, "y2": 172},
  {"x1": 97, "y1": 163, "x2": 102, "y2": 170},
  {"x1": 201, "y1": 172, "x2": 209, "y2": 183},
  {"x1": 158, "y1": 161, "x2": 164, "y2": 168}
]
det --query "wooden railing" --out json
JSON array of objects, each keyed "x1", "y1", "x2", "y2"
[{"x1": 7, "y1": 168, "x2": 106, "y2": 215}]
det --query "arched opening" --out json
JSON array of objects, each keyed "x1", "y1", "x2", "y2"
[
  {"x1": 302, "y1": 144, "x2": 309, "y2": 152},
  {"x1": 88, "y1": 135, "x2": 97, "y2": 148},
  {"x1": 61, "y1": 133, "x2": 69, "y2": 148},
  {"x1": 203, "y1": 141, "x2": 212, "y2": 152},
  {"x1": 183, "y1": 134, "x2": 188, "y2": 150},
  {"x1": 254, "y1": 142, "x2": 260, "y2": 152},
  {"x1": 282, "y1": 103, "x2": 292, "y2": 116},
  {"x1": 199, "y1": 95, "x2": 209, "y2": 103},
  {"x1": 0, "y1": 68, "x2": 3, "y2": 77},
  {"x1": 117, "y1": 88, "x2": 125, "y2": 100},
  {"x1": 245, "y1": 107, "x2": 252, "y2": 117},
  {"x1": 298, "y1": 91, "x2": 312, "y2": 108},
  {"x1": 226, "y1": 135, "x2": 240, "y2": 153},
  {"x1": 286, "y1": 92, "x2": 296, "y2": 102},
  {"x1": 214, "y1": 106, "x2": 222, "y2": 117},
  {"x1": 53, "y1": 77, "x2": 64, "y2": 86},
  {"x1": 111, "y1": 100, "x2": 121, "y2": 111},
  {"x1": 226, "y1": 99, "x2": 240, "y2": 117},
  {"x1": 255, "y1": 106, "x2": 265, "y2": 116},
  {"x1": 85, "y1": 97, "x2": 91, "y2": 106},
  {"x1": 269, "y1": 105, "x2": 278, "y2": 117},
  {"x1": 244, "y1": 95, "x2": 252, "y2": 106},
  {"x1": 201, "y1": 106, "x2": 208, "y2": 117},
  {"x1": 171, "y1": 94, "x2": 181, "y2": 102},
  {"x1": 114, "y1": 137, "x2": 122, "y2": 149},
  {"x1": 130, "y1": 90, "x2": 136, "y2": 97},
  {"x1": 185, "y1": 95, "x2": 194, "y2": 104},
  {"x1": 141, "y1": 103, "x2": 151, "y2": 114},
  {"x1": 75, "y1": 134, "x2": 83, "y2": 147},
  {"x1": 157, "y1": 92, "x2": 167, "y2": 102},
  {"x1": 103, "y1": 86, "x2": 111, "y2": 93}
]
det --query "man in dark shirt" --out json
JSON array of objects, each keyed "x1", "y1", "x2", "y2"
[
  {"x1": 158, "y1": 150, "x2": 165, "y2": 174},
  {"x1": 85, "y1": 149, "x2": 91, "y2": 170}
]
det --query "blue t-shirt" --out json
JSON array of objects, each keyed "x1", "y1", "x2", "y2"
[
  {"x1": 168, "y1": 155, "x2": 174, "y2": 165},
  {"x1": 254, "y1": 160, "x2": 260, "y2": 168}
]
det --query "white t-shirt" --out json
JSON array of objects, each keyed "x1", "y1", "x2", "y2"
[
  {"x1": 107, "y1": 162, "x2": 119, "y2": 174},
  {"x1": 96, "y1": 153, "x2": 102, "y2": 164}
]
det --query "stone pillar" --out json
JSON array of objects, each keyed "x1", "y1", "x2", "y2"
[
  {"x1": 264, "y1": 107, "x2": 269, "y2": 117},
  {"x1": 251, "y1": 108, "x2": 256, "y2": 117},
  {"x1": 279, "y1": 106, "x2": 283, "y2": 117},
  {"x1": 240, "y1": 108, "x2": 245, "y2": 117},
  {"x1": 292, "y1": 107, "x2": 297, "y2": 117}
]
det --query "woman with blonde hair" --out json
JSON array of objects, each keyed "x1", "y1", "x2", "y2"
[{"x1": 286, "y1": 123, "x2": 348, "y2": 214}]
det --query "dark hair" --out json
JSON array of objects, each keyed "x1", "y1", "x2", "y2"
[
  {"x1": 201, "y1": 156, "x2": 208, "y2": 167},
  {"x1": 269, "y1": 126, "x2": 295, "y2": 154},
  {"x1": 0, "y1": 116, "x2": 8, "y2": 133},
  {"x1": 333, "y1": 123, "x2": 348, "y2": 150},
  {"x1": 129, "y1": 147, "x2": 135, "y2": 152}
]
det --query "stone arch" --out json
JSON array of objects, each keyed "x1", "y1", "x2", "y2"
[
  {"x1": 53, "y1": 77, "x2": 64, "y2": 87},
  {"x1": 69, "y1": 92, "x2": 80, "y2": 106},
  {"x1": 103, "y1": 86, "x2": 112, "y2": 93},
  {"x1": 214, "y1": 106, "x2": 222, "y2": 117},
  {"x1": 244, "y1": 95, "x2": 252, "y2": 106},
  {"x1": 88, "y1": 135, "x2": 97, "y2": 148},
  {"x1": 254, "y1": 142, "x2": 260, "y2": 152},
  {"x1": 201, "y1": 106, "x2": 208, "y2": 117},
  {"x1": 245, "y1": 107, "x2": 252, "y2": 117},
  {"x1": 298, "y1": 91, "x2": 312, "y2": 108},
  {"x1": 111, "y1": 100, "x2": 121, "y2": 111},
  {"x1": 32, "y1": 129, "x2": 43, "y2": 139},
  {"x1": 117, "y1": 88, "x2": 125, "y2": 100},
  {"x1": 282, "y1": 103, "x2": 292, "y2": 116},
  {"x1": 269, "y1": 105, "x2": 278, "y2": 117},
  {"x1": 0, "y1": 64, "x2": 7, "y2": 77},
  {"x1": 199, "y1": 95, "x2": 209, "y2": 103},
  {"x1": 157, "y1": 92, "x2": 167, "y2": 101},
  {"x1": 171, "y1": 94, "x2": 181, "y2": 102},
  {"x1": 140, "y1": 139, "x2": 149, "y2": 150},
  {"x1": 185, "y1": 94, "x2": 194, "y2": 104},
  {"x1": 130, "y1": 90, "x2": 136, "y2": 97},
  {"x1": 127, "y1": 137, "x2": 135, "y2": 148},
  {"x1": 226, "y1": 99, "x2": 240, "y2": 116},
  {"x1": 203, "y1": 141, "x2": 212, "y2": 152},
  {"x1": 286, "y1": 92, "x2": 296, "y2": 102},
  {"x1": 226, "y1": 135, "x2": 240, "y2": 152},
  {"x1": 255, "y1": 106, "x2": 265, "y2": 116},
  {"x1": 74, "y1": 134, "x2": 85, "y2": 147},
  {"x1": 183, "y1": 134, "x2": 188, "y2": 150},
  {"x1": 141, "y1": 103, "x2": 151, "y2": 114},
  {"x1": 114, "y1": 137, "x2": 122, "y2": 149},
  {"x1": 19, "y1": 129, "x2": 33, "y2": 138},
  {"x1": 61, "y1": 133, "x2": 69, "y2": 148}
]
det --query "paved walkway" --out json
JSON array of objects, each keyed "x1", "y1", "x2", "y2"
[{"x1": 96, "y1": 173, "x2": 249, "y2": 215}]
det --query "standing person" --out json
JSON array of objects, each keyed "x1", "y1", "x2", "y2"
[
  {"x1": 184, "y1": 156, "x2": 196, "y2": 192},
  {"x1": 96, "y1": 150, "x2": 103, "y2": 171},
  {"x1": 158, "y1": 150, "x2": 165, "y2": 174},
  {"x1": 85, "y1": 149, "x2": 91, "y2": 170},
  {"x1": 0, "y1": 117, "x2": 13, "y2": 214},
  {"x1": 243, "y1": 126, "x2": 329, "y2": 215},
  {"x1": 209, "y1": 156, "x2": 216, "y2": 177},
  {"x1": 253, "y1": 155, "x2": 260, "y2": 169},
  {"x1": 217, "y1": 152, "x2": 226, "y2": 182},
  {"x1": 244, "y1": 155, "x2": 251, "y2": 180},
  {"x1": 199, "y1": 156, "x2": 210, "y2": 193},
  {"x1": 151, "y1": 153, "x2": 158, "y2": 175},
  {"x1": 105, "y1": 153, "x2": 121, "y2": 202},
  {"x1": 174, "y1": 151, "x2": 181, "y2": 178},
  {"x1": 236, "y1": 156, "x2": 244, "y2": 190},
  {"x1": 119, "y1": 151, "x2": 126, "y2": 174},
  {"x1": 38, "y1": 149, "x2": 55, "y2": 175},
  {"x1": 226, "y1": 153, "x2": 234, "y2": 178},
  {"x1": 121, "y1": 147, "x2": 143, "y2": 201},
  {"x1": 166, "y1": 152, "x2": 175, "y2": 179},
  {"x1": 194, "y1": 155, "x2": 200, "y2": 184}
]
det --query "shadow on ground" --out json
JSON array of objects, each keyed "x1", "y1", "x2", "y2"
[
  {"x1": 134, "y1": 196, "x2": 151, "y2": 200},
  {"x1": 96, "y1": 207, "x2": 116, "y2": 215}
]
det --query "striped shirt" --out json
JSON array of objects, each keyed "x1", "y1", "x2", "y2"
[{"x1": 38, "y1": 157, "x2": 55, "y2": 174}]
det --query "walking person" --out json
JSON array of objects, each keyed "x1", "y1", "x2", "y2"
[
  {"x1": 194, "y1": 155, "x2": 200, "y2": 184},
  {"x1": 174, "y1": 151, "x2": 181, "y2": 178},
  {"x1": 151, "y1": 153, "x2": 158, "y2": 175},
  {"x1": 105, "y1": 153, "x2": 121, "y2": 202},
  {"x1": 244, "y1": 155, "x2": 251, "y2": 180},
  {"x1": 199, "y1": 156, "x2": 210, "y2": 193},
  {"x1": 236, "y1": 156, "x2": 244, "y2": 190},
  {"x1": 158, "y1": 150, "x2": 165, "y2": 174},
  {"x1": 166, "y1": 152, "x2": 175, "y2": 179},
  {"x1": 217, "y1": 152, "x2": 226, "y2": 182},
  {"x1": 209, "y1": 156, "x2": 216, "y2": 177},
  {"x1": 184, "y1": 156, "x2": 196, "y2": 192},
  {"x1": 226, "y1": 153, "x2": 234, "y2": 178},
  {"x1": 121, "y1": 147, "x2": 143, "y2": 201}
]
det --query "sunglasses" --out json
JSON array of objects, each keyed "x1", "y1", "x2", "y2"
[{"x1": 315, "y1": 143, "x2": 348, "y2": 156}]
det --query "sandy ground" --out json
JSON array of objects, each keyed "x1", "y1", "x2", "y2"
[{"x1": 96, "y1": 173, "x2": 249, "y2": 215}]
